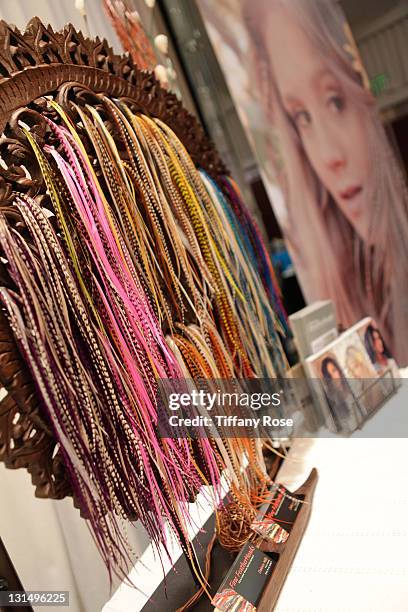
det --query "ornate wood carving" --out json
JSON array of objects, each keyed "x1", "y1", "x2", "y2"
[{"x1": 0, "y1": 18, "x2": 227, "y2": 506}]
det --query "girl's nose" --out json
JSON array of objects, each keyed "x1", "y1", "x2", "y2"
[
  {"x1": 326, "y1": 155, "x2": 346, "y2": 172},
  {"x1": 316, "y1": 122, "x2": 346, "y2": 173}
]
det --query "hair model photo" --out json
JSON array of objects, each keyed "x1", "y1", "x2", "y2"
[{"x1": 199, "y1": 0, "x2": 408, "y2": 367}]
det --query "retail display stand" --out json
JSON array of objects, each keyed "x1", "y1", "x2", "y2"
[
  {"x1": 355, "y1": 367, "x2": 399, "y2": 421},
  {"x1": 211, "y1": 468, "x2": 318, "y2": 612},
  {"x1": 139, "y1": 466, "x2": 318, "y2": 611},
  {"x1": 257, "y1": 469, "x2": 318, "y2": 611}
]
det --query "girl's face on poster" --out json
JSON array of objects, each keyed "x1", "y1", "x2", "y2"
[
  {"x1": 347, "y1": 350, "x2": 366, "y2": 378},
  {"x1": 372, "y1": 329, "x2": 384, "y2": 356},
  {"x1": 265, "y1": 8, "x2": 371, "y2": 241},
  {"x1": 326, "y1": 361, "x2": 341, "y2": 380}
]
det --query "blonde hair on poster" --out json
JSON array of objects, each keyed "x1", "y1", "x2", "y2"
[{"x1": 240, "y1": 0, "x2": 408, "y2": 365}]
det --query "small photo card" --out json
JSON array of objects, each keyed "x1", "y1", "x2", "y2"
[
  {"x1": 250, "y1": 483, "x2": 304, "y2": 543},
  {"x1": 211, "y1": 542, "x2": 277, "y2": 611}
]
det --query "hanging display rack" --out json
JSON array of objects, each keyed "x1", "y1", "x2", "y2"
[{"x1": 0, "y1": 17, "x2": 226, "y2": 506}]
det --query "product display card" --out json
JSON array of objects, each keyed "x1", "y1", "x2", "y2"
[
  {"x1": 250, "y1": 484, "x2": 304, "y2": 543},
  {"x1": 349, "y1": 317, "x2": 400, "y2": 381},
  {"x1": 289, "y1": 300, "x2": 338, "y2": 362},
  {"x1": 305, "y1": 318, "x2": 398, "y2": 433},
  {"x1": 212, "y1": 542, "x2": 278, "y2": 611}
]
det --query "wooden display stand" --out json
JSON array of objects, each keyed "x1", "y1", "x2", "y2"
[
  {"x1": 139, "y1": 466, "x2": 318, "y2": 611},
  {"x1": 258, "y1": 469, "x2": 318, "y2": 611},
  {"x1": 0, "y1": 17, "x2": 226, "y2": 506}
]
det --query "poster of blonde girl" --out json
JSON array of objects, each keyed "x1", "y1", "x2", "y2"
[{"x1": 198, "y1": 0, "x2": 408, "y2": 365}]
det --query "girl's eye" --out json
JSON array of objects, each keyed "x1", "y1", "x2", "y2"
[
  {"x1": 328, "y1": 94, "x2": 345, "y2": 112},
  {"x1": 292, "y1": 110, "x2": 311, "y2": 128}
]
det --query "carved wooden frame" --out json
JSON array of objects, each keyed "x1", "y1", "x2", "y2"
[{"x1": 0, "y1": 17, "x2": 226, "y2": 505}]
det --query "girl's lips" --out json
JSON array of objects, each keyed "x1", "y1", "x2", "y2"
[{"x1": 339, "y1": 185, "x2": 362, "y2": 200}]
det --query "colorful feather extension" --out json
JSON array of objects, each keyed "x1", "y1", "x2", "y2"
[{"x1": 0, "y1": 94, "x2": 289, "y2": 584}]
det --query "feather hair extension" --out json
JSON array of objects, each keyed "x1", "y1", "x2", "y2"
[{"x1": 1, "y1": 92, "x2": 290, "y2": 586}]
